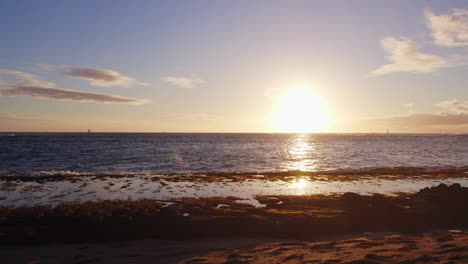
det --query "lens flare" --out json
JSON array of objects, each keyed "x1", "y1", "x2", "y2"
[{"x1": 168, "y1": 148, "x2": 185, "y2": 168}]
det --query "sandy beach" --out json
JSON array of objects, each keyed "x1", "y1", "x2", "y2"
[
  {"x1": 182, "y1": 232, "x2": 468, "y2": 264},
  {"x1": 3, "y1": 232, "x2": 468, "y2": 263}
]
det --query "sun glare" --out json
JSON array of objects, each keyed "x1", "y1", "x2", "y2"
[{"x1": 274, "y1": 87, "x2": 327, "y2": 133}]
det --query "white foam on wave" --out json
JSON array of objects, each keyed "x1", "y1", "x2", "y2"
[{"x1": 1, "y1": 174, "x2": 468, "y2": 208}]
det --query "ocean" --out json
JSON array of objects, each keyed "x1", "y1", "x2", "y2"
[{"x1": 1, "y1": 133, "x2": 467, "y2": 177}]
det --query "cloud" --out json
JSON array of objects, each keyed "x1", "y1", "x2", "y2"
[
  {"x1": 371, "y1": 37, "x2": 447, "y2": 76},
  {"x1": 340, "y1": 99, "x2": 468, "y2": 132},
  {"x1": 371, "y1": 9, "x2": 468, "y2": 76},
  {"x1": 0, "y1": 69, "x2": 54, "y2": 88},
  {"x1": 425, "y1": 8, "x2": 468, "y2": 47},
  {"x1": 40, "y1": 64, "x2": 150, "y2": 87},
  {"x1": 0, "y1": 69, "x2": 149, "y2": 104},
  {"x1": 0, "y1": 114, "x2": 51, "y2": 122},
  {"x1": 161, "y1": 75, "x2": 204, "y2": 88},
  {"x1": 344, "y1": 113, "x2": 468, "y2": 133},
  {"x1": 0, "y1": 86, "x2": 149, "y2": 104},
  {"x1": 371, "y1": 113, "x2": 468, "y2": 127},
  {"x1": 435, "y1": 99, "x2": 468, "y2": 114}
]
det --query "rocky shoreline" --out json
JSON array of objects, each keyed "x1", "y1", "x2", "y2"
[{"x1": 2, "y1": 183, "x2": 468, "y2": 245}]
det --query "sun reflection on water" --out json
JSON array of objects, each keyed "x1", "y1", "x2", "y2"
[
  {"x1": 284, "y1": 134, "x2": 318, "y2": 171},
  {"x1": 288, "y1": 178, "x2": 308, "y2": 195}
]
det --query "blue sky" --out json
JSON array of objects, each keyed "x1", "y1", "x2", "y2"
[{"x1": 1, "y1": 0, "x2": 468, "y2": 132}]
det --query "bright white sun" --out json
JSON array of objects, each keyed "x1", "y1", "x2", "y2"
[{"x1": 274, "y1": 87, "x2": 327, "y2": 133}]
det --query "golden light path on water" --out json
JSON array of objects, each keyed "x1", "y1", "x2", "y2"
[
  {"x1": 285, "y1": 134, "x2": 317, "y2": 195},
  {"x1": 288, "y1": 178, "x2": 308, "y2": 195},
  {"x1": 286, "y1": 134, "x2": 318, "y2": 171}
]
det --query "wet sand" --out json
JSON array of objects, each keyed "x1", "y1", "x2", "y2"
[
  {"x1": 2, "y1": 237, "x2": 284, "y2": 264},
  {"x1": 2, "y1": 232, "x2": 468, "y2": 263},
  {"x1": 182, "y1": 232, "x2": 468, "y2": 264}
]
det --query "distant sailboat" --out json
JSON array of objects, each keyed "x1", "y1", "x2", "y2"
[{"x1": 88, "y1": 128, "x2": 91, "y2": 133}]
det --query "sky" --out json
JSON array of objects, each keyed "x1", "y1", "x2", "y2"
[{"x1": 1, "y1": 0, "x2": 467, "y2": 133}]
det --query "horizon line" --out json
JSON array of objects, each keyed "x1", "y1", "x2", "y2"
[{"x1": 1, "y1": 131, "x2": 467, "y2": 135}]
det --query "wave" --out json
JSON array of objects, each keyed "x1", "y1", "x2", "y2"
[
  {"x1": 0, "y1": 170, "x2": 152, "y2": 178},
  {"x1": 2, "y1": 166, "x2": 468, "y2": 180}
]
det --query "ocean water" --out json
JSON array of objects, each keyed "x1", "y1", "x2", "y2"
[{"x1": 0, "y1": 133, "x2": 467, "y2": 177}]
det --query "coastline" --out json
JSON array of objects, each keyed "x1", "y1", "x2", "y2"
[
  {"x1": 2, "y1": 173, "x2": 468, "y2": 263},
  {"x1": 2, "y1": 183, "x2": 468, "y2": 241},
  {"x1": 2, "y1": 169, "x2": 468, "y2": 208}
]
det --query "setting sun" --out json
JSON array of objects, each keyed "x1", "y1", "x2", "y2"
[{"x1": 274, "y1": 87, "x2": 327, "y2": 133}]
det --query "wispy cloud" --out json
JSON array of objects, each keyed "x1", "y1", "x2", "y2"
[
  {"x1": 0, "y1": 69, "x2": 149, "y2": 104},
  {"x1": 371, "y1": 37, "x2": 447, "y2": 76},
  {"x1": 0, "y1": 114, "x2": 53, "y2": 122},
  {"x1": 435, "y1": 99, "x2": 468, "y2": 114},
  {"x1": 0, "y1": 86, "x2": 149, "y2": 104},
  {"x1": 425, "y1": 8, "x2": 468, "y2": 47},
  {"x1": 372, "y1": 8, "x2": 468, "y2": 76},
  {"x1": 0, "y1": 69, "x2": 55, "y2": 88},
  {"x1": 40, "y1": 64, "x2": 149, "y2": 87},
  {"x1": 161, "y1": 75, "x2": 204, "y2": 88}
]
